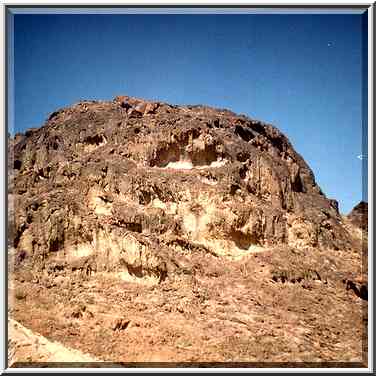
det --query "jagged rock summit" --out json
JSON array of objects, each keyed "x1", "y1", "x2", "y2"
[
  {"x1": 9, "y1": 94, "x2": 354, "y2": 279},
  {"x1": 12, "y1": 96, "x2": 349, "y2": 268},
  {"x1": 8, "y1": 95, "x2": 367, "y2": 365}
]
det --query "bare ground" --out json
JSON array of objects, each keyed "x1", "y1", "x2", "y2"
[{"x1": 8, "y1": 244, "x2": 367, "y2": 368}]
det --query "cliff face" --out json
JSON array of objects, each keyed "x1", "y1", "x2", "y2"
[
  {"x1": 9, "y1": 95, "x2": 353, "y2": 278},
  {"x1": 8, "y1": 96, "x2": 367, "y2": 365}
]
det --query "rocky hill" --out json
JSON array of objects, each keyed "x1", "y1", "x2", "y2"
[
  {"x1": 8, "y1": 95, "x2": 368, "y2": 366},
  {"x1": 348, "y1": 201, "x2": 368, "y2": 231}
]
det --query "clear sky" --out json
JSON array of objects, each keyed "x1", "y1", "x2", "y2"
[{"x1": 10, "y1": 11, "x2": 367, "y2": 214}]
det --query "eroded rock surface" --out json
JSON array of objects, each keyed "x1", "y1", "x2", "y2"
[
  {"x1": 8, "y1": 95, "x2": 367, "y2": 365},
  {"x1": 348, "y1": 201, "x2": 368, "y2": 231},
  {"x1": 9, "y1": 96, "x2": 354, "y2": 276}
]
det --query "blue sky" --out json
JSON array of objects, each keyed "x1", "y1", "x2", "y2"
[{"x1": 10, "y1": 11, "x2": 367, "y2": 214}]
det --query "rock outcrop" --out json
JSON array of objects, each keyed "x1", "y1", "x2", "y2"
[
  {"x1": 8, "y1": 95, "x2": 367, "y2": 365},
  {"x1": 9, "y1": 95, "x2": 355, "y2": 281},
  {"x1": 348, "y1": 201, "x2": 368, "y2": 231}
]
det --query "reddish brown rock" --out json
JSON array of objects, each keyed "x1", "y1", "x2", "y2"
[
  {"x1": 7, "y1": 95, "x2": 367, "y2": 365},
  {"x1": 348, "y1": 201, "x2": 368, "y2": 231}
]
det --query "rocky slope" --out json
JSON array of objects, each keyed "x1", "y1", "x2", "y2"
[
  {"x1": 348, "y1": 201, "x2": 368, "y2": 231},
  {"x1": 8, "y1": 95, "x2": 368, "y2": 366},
  {"x1": 8, "y1": 319, "x2": 100, "y2": 366}
]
